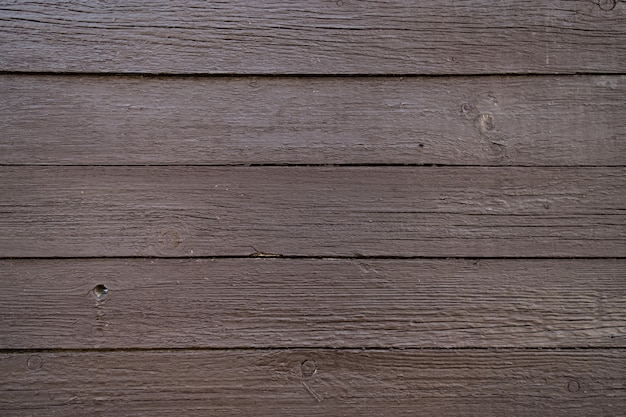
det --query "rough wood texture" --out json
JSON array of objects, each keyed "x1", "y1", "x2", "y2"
[
  {"x1": 1, "y1": 349, "x2": 624, "y2": 416},
  {"x1": 2, "y1": 1, "x2": 625, "y2": 414},
  {"x1": 1, "y1": 74, "x2": 624, "y2": 166},
  {"x1": 1, "y1": 166, "x2": 623, "y2": 258},
  {"x1": 1, "y1": 1, "x2": 625, "y2": 75},
  {"x1": 0, "y1": 258, "x2": 624, "y2": 349}
]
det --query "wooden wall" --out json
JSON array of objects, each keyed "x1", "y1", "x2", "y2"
[{"x1": 1, "y1": 1, "x2": 625, "y2": 415}]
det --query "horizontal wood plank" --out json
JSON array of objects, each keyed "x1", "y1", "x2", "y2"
[
  {"x1": 1, "y1": 349, "x2": 624, "y2": 416},
  {"x1": 1, "y1": 75, "x2": 624, "y2": 166},
  {"x1": 1, "y1": 1, "x2": 625, "y2": 75},
  {"x1": 0, "y1": 166, "x2": 624, "y2": 258},
  {"x1": 0, "y1": 258, "x2": 624, "y2": 349}
]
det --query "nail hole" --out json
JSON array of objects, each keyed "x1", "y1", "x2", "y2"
[
  {"x1": 301, "y1": 359, "x2": 317, "y2": 378},
  {"x1": 93, "y1": 284, "x2": 109, "y2": 300}
]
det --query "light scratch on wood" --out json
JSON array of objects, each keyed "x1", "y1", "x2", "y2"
[{"x1": 301, "y1": 381, "x2": 322, "y2": 402}]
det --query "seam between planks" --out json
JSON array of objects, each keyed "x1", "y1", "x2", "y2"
[
  {"x1": 1, "y1": 72, "x2": 626, "y2": 78},
  {"x1": 1, "y1": 256, "x2": 625, "y2": 260},
  {"x1": 2, "y1": 347, "x2": 625, "y2": 354},
  {"x1": 2, "y1": 164, "x2": 626, "y2": 168}
]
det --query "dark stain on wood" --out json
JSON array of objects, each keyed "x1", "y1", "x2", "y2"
[{"x1": 0, "y1": 1, "x2": 624, "y2": 415}]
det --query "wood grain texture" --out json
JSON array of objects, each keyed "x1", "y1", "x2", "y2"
[
  {"x1": 0, "y1": 166, "x2": 624, "y2": 258},
  {"x1": 2, "y1": 1, "x2": 624, "y2": 414},
  {"x1": 1, "y1": 74, "x2": 624, "y2": 166},
  {"x1": 1, "y1": 1, "x2": 625, "y2": 74},
  {"x1": 1, "y1": 349, "x2": 624, "y2": 416},
  {"x1": 0, "y1": 258, "x2": 624, "y2": 349}
]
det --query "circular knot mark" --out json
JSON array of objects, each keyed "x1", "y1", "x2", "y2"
[
  {"x1": 568, "y1": 379, "x2": 581, "y2": 393},
  {"x1": 160, "y1": 229, "x2": 181, "y2": 250},
  {"x1": 460, "y1": 102, "x2": 476, "y2": 120},
  {"x1": 598, "y1": 0, "x2": 617, "y2": 11},
  {"x1": 27, "y1": 355, "x2": 44, "y2": 370},
  {"x1": 93, "y1": 284, "x2": 109, "y2": 301},
  {"x1": 301, "y1": 359, "x2": 317, "y2": 378}
]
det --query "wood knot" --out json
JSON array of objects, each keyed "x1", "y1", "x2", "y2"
[
  {"x1": 160, "y1": 229, "x2": 181, "y2": 250},
  {"x1": 27, "y1": 355, "x2": 44, "y2": 370},
  {"x1": 149, "y1": 223, "x2": 190, "y2": 256},
  {"x1": 460, "y1": 102, "x2": 476, "y2": 120},
  {"x1": 301, "y1": 359, "x2": 317, "y2": 378},
  {"x1": 476, "y1": 113, "x2": 495, "y2": 132},
  {"x1": 598, "y1": 0, "x2": 616, "y2": 11},
  {"x1": 567, "y1": 379, "x2": 581, "y2": 393}
]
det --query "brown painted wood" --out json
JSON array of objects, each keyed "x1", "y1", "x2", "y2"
[
  {"x1": 1, "y1": 1, "x2": 623, "y2": 414},
  {"x1": 0, "y1": 258, "x2": 624, "y2": 349},
  {"x1": 0, "y1": 166, "x2": 624, "y2": 258},
  {"x1": 1, "y1": 349, "x2": 624, "y2": 416},
  {"x1": 1, "y1": 74, "x2": 624, "y2": 166},
  {"x1": 1, "y1": 1, "x2": 625, "y2": 74}
]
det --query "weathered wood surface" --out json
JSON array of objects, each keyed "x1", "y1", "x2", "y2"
[
  {"x1": 0, "y1": 258, "x2": 623, "y2": 349},
  {"x1": 1, "y1": 74, "x2": 624, "y2": 166},
  {"x1": 1, "y1": 1, "x2": 625, "y2": 75},
  {"x1": 1, "y1": 349, "x2": 624, "y2": 416},
  {"x1": 1, "y1": 166, "x2": 623, "y2": 258},
  {"x1": 1, "y1": 1, "x2": 625, "y2": 414}
]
